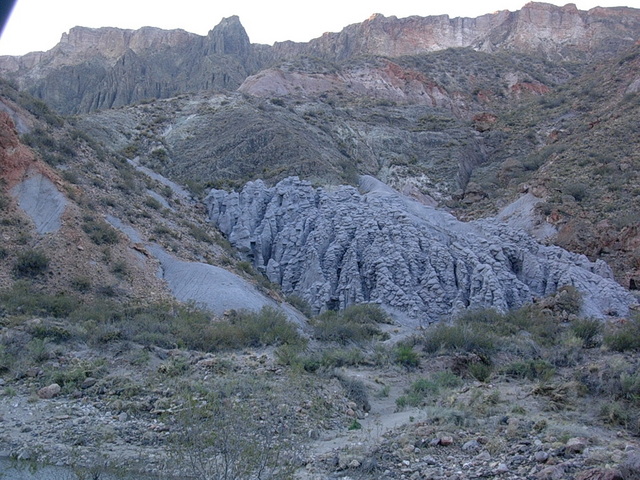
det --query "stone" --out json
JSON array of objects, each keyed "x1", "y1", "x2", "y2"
[
  {"x1": 534, "y1": 451, "x2": 549, "y2": 463},
  {"x1": 574, "y1": 468, "x2": 623, "y2": 480},
  {"x1": 475, "y1": 451, "x2": 492, "y2": 462},
  {"x1": 37, "y1": 383, "x2": 61, "y2": 399},
  {"x1": 439, "y1": 436, "x2": 454, "y2": 446},
  {"x1": 462, "y1": 439, "x2": 481, "y2": 452},
  {"x1": 619, "y1": 450, "x2": 640, "y2": 480},
  {"x1": 566, "y1": 437, "x2": 587, "y2": 454},
  {"x1": 537, "y1": 464, "x2": 566, "y2": 480},
  {"x1": 81, "y1": 377, "x2": 97, "y2": 389},
  {"x1": 206, "y1": 176, "x2": 636, "y2": 323}
]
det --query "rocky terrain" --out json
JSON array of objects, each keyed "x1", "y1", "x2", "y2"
[
  {"x1": 206, "y1": 176, "x2": 634, "y2": 322},
  {"x1": 1, "y1": 2, "x2": 640, "y2": 479}
]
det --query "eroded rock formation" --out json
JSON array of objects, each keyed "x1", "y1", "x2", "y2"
[{"x1": 206, "y1": 176, "x2": 636, "y2": 323}]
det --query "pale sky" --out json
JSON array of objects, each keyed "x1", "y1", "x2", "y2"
[{"x1": 0, "y1": 0, "x2": 638, "y2": 56}]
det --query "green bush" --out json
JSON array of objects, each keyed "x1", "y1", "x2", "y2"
[
  {"x1": 82, "y1": 217, "x2": 119, "y2": 245},
  {"x1": 144, "y1": 196, "x2": 162, "y2": 210},
  {"x1": 12, "y1": 250, "x2": 50, "y2": 277},
  {"x1": 337, "y1": 374, "x2": 370, "y2": 412},
  {"x1": 183, "y1": 306, "x2": 303, "y2": 351},
  {"x1": 311, "y1": 304, "x2": 389, "y2": 345},
  {"x1": 320, "y1": 347, "x2": 365, "y2": 368},
  {"x1": 554, "y1": 286, "x2": 582, "y2": 315},
  {"x1": 397, "y1": 372, "x2": 462, "y2": 408},
  {"x1": 603, "y1": 317, "x2": 640, "y2": 352},
  {"x1": 563, "y1": 182, "x2": 588, "y2": 202},
  {"x1": 422, "y1": 322, "x2": 495, "y2": 356},
  {"x1": 0, "y1": 282, "x2": 79, "y2": 318},
  {"x1": 394, "y1": 343, "x2": 420, "y2": 369},
  {"x1": 285, "y1": 294, "x2": 313, "y2": 317},
  {"x1": 0, "y1": 345, "x2": 15, "y2": 373},
  {"x1": 70, "y1": 276, "x2": 92, "y2": 293},
  {"x1": 571, "y1": 318, "x2": 602, "y2": 348},
  {"x1": 468, "y1": 362, "x2": 493, "y2": 383},
  {"x1": 501, "y1": 359, "x2": 555, "y2": 381}
]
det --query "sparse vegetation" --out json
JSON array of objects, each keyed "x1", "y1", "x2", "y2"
[
  {"x1": 82, "y1": 217, "x2": 120, "y2": 245},
  {"x1": 12, "y1": 250, "x2": 50, "y2": 278},
  {"x1": 311, "y1": 304, "x2": 390, "y2": 345}
]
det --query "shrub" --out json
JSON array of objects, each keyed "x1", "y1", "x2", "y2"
[
  {"x1": 144, "y1": 196, "x2": 162, "y2": 210},
  {"x1": 0, "y1": 345, "x2": 15, "y2": 373},
  {"x1": 468, "y1": 362, "x2": 493, "y2": 383},
  {"x1": 12, "y1": 250, "x2": 50, "y2": 277},
  {"x1": 168, "y1": 383, "x2": 296, "y2": 480},
  {"x1": 571, "y1": 318, "x2": 602, "y2": 348},
  {"x1": 394, "y1": 344, "x2": 420, "y2": 369},
  {"x1": 604, "y1": 318, "x2": 640, "y2": 352},
  {"x1": 422, "y1": 322, "x2": 495, "y2": 356},
  {"x1": 70, "y1": 276, "x2": 92, "y2": 293},
  {"x1": 554, "y1": 286, "x2": 582, "y2": 315},
  {"x1": 184, "y1": 306, "x2": 303, "y2": 351},
  {"x1": 397, "y1": 372, "x2": 462, "y2": 408},
  {"x1": 501, "y1": 359, "x2": 555, "y2": 381},
  {"x1": 311, "y1": 305, "x2": 389, "y2": 345},
  {"x1": 82, "y1": 218, "x2": 119, "y2": 245},
  {"x1": 341, "y1": 303, "x2": 391, "y2": 325},
  {"x1": 0, "y1": 282, "x2": 79, "y2": 317},
  {"x1": 563, "y1": 182, "x2": 588, "y2": 202},
  {"x1": 320, "y1": 347, "x2": 365, "y2": 368},
  {"x1": 337, "y1": 374, "x2": 371, "y2": 412},
  {"x1": 285, "y1": 294, "x2": 313, "y2": 317}
]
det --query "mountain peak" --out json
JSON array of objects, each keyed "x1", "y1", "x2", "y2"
[{"x1": 206, "y1": 15, "x2": 251, "y2": 56}]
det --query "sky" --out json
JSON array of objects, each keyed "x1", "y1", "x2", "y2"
[{"x1": 0, "y1": 0, "x2": 638, "y2": 56}]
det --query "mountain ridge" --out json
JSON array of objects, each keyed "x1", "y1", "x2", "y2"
[{"x1": 2, "y1": 2, "x2": 640, "y2": 114}]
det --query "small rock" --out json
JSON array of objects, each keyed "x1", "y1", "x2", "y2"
[
  {"x1": 462, "y1": 439, "x2": 481, "y2": 452},
  {"x1": 537, "y1": 464, "x2": 566, "y2": 480},
  {"x1": 496, "y1": 463, "x2": 509, "y2": 474},
  {"x1": 574, "y1": 468, "x2": 623, "y2": 480},
  {"x1": 566, "y1": 437, "x2": 587, "y2": 454},
  {"x1": 534, "y1": 451, "x2": 550, "y2": 463},
  {"x1": 81, "y1": 377, "x2": 97, "y2": 389},
  {"x1": 37, "y1": 383, "x2": 61, "y2": 399},
  {"x1": 439, "y1": 436, "x2": 454, "y2": 446},
  {"x1": 475, "y1": 451, "x2": 492, "y2": 462}
]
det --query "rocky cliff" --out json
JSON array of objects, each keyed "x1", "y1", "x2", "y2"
[
  {"x1": 2, "y1": 3, "x2": 639, "y2": 113},
  {"x1": 206, "y1": 176, "x2": 636, "y2": 323},
  {"x1": 0, "y1": 17, "x2": 268, "y2": 113},
  {"x1": 272, "y1": 3, "x2": 640, "y2": 61}
]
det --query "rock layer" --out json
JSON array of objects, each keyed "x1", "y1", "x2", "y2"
[{"x1": 206, "y1": 176, "x2": 636, "y2": 323}]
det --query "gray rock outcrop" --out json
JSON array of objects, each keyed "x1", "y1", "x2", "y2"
[
  {"x1": 205, "y1": 176, "x2": 636, "y2": 323},
  {"x1": 11, "y1": 172, "x2": 67, "y2": 234}
]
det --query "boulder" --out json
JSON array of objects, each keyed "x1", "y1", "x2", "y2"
[{"x1": 37, "y1": 383, "x2": 61, "y2": 399}]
